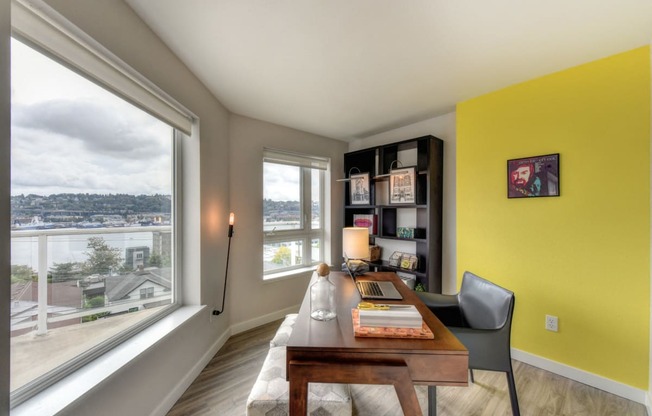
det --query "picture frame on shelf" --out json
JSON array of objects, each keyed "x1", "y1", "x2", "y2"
[
  {"x1": 353, "y1": 214, "x2": 377, "y2": 235},
  {"x1": 389, "y1": 167, "x2": 416, "y2": 204},
  {"x1": 507, "y1": 153, "x2": 560, "y2": 199},
  {"x1": 350, "y1": 172, "x2": 370, "y2": 205}
]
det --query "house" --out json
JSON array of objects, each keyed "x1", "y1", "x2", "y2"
[
  {"x1": 124, "y1": 246, "x2": 150, "y2": 270},
  {"x1": 0, "y1": 1, "x2": 651, "y2": 415},
  {"x1": 105, "y1": 268, "x2": 172, "y2": 310}
]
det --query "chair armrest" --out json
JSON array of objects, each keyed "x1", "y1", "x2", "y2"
[
  {"x1": 416, "y1": 292, "x2": 459, "y2": 308},
  {"x1": 416, "y1": 292, "x2": 464, "y2": 327}
]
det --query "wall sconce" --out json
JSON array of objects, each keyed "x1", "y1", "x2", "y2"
[{"x1": 213, "y1": 212, "x2": 235, "y2": 316}]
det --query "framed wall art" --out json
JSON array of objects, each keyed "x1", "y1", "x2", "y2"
[
  {"x1": 507, "y1": 153, "x2": 560, "y2": 198},
  {"x1": 389, "y1": 167, "x2": 416, "y2": 204},
  {"x1": 350, "y1": 172, "x2": 370, "y2": 205}
]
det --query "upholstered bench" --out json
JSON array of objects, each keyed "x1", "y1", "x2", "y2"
[
  {"x1": 269, "y1": 313, "x2": 297, "y2": 347},
  {"x1": 246, "y1": 314, "x2": 352, "y2": 416}
]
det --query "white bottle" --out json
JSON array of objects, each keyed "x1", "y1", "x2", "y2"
[{"x1": 310, "y1": 263, "x2": 336, "y2": 321}]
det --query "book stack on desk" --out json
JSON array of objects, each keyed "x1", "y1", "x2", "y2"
[
  {"x1": 358, "y1": 305, "x2": 422, "y2": 329},
  {"x1": 352, "y1": 307, "x2": 434, "y2": 339}
]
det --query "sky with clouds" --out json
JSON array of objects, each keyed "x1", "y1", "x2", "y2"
[
  {"x1": 11, "y1": 38, "x2": 315, "y2": 202},
  {"x1": 263, "y1": 162, "x2": 300, "y2": 201},
  {"x1": 10, "y1": 39, "x2": 172, "y2": 196}
]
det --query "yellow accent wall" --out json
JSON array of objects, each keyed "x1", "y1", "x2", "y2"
[{"x1": 457, "y1": 47, "x2": 650, "y2": 389}]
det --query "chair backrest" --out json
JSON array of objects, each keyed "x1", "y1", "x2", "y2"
[{"x1": 458, "y1": 271, "x2": 514, "y2": 330}]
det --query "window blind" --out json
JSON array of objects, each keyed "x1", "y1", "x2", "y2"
[
  {"x1": 11, "y1": 0, "x2": 194, "y2": 135},
  {"x1": 263, "y1": 148, "x2": 329, "y2": 171}
]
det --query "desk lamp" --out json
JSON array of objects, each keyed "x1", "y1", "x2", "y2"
[{"x1": 342, "y1": 227, "x2": 369, "y2": 276}]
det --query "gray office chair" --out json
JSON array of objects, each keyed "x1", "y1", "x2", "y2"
[{"x1": 417, "y1": 271, "x2": 520, "y2": 416}]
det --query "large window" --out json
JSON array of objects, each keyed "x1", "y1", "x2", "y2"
[
  {"x1": 9, "y1": 1, "x2": 192, "y2": 404},
  {"x1": 263, "y1": 149, "x2": 328, "y2": 278}
]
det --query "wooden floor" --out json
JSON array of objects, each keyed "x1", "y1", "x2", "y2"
[{"x1": 167, "y1": 320, "x2": 647, "y2": 416}]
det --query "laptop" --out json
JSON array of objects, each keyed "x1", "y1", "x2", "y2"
[{"x1": 344, "y1": 255, "x2": 403, "y2": 300}]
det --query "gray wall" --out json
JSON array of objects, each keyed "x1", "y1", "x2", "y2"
[
  {"x1": 228, "y1": 114, "x2": 348, "y2": 327},
  {"x1": 349, "y1": 112, "x2": 457, "y2": 294},
  {"x1": 1, "y1": 0, "x2": 10, "y2": 414}
]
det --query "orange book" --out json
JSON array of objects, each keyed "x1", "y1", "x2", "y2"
[{"x1": 351, "y1": 309, "x2": 434, "y2": 339}]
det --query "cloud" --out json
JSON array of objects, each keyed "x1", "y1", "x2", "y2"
[
  {"x1": 11, "y1": 104, "x2": 172, "y2": 196},
  {"x1": 10, "y1": 38, "x2": 173, "y2": 197},
  {"x1": 12, "y1": 99, "x2": 169, "y2": 160},
  {"x1": 263, "y1": 163, "x2": 300, "y2": 201}
]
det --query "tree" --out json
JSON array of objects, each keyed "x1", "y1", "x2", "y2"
[
  {"x1": 50, "y1": 262, "x2": 83, "y2": 282},
  {"x1": 83, "y1": 236, "x2": 123, "y2": 275},
  {"x1": 82, "y1": 295, "x2": 109, "y2": 322},
  {"x1": 271, "y1": 246, "x2": 291, "y2": 266},
  {"x1": 148, "y1": 253, "x2": 171, "y2": 268},
  {"x1": 148, "y1": 253, "x2": 162, "y2": 268},
  {"x1": 85, "y1": 295, "x2": 105, "y2": 308},
  {"x1": 11, "y1": 264, "x2": 36, "y2": 283}
]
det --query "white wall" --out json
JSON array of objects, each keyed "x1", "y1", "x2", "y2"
[
  {"x1": 349, "y1": 112, "x2": 457, "y2": 294},
  {"x1": 1, "y1": 0, "x2": 11, "y2": 414},
  {"x1": 228, "y1": 114, "x2": 348, "y2": 326}
]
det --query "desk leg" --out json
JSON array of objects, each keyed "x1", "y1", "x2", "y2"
[
  {"x1": 428, "y1": 386, "x2": 437, "y2": 416},
  {"x1": 288, "y1": 362, "x2": 308, "y2": 416},
  {"x1": 389, "y1": 368, "x2": 422, "y2": 416}
]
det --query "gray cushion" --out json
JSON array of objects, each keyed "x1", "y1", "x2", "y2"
[{"x1": 269, "y1": 314, "x2": 298, "y2": 347}]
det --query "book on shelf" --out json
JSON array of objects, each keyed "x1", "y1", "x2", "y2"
[
  {"x1": 358, "y1": 304, "x2": 422, "y2": 328},
  {"x1": 353, "y1": 214, "x2": 377, "y2": 235},
  {"x1": 351, "y1": 309, "x2": 434, "y2": 339}
]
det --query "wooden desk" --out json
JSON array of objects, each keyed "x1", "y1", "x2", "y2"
[{"x1": 286, "y1": 271, "x2": 468, "y2": 415}]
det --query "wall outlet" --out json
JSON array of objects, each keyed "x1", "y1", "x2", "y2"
[{"x1": 545, "y1": 315, "x2": 558, "y2": 332}]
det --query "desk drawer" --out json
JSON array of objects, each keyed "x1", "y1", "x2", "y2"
[{"x1": 287, "y1": 349, "x2": 468, "y2": 386}]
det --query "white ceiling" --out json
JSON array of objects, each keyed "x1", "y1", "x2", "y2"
[{"x1": 125, "y1": 0, "x2": 652, "y2": 141}]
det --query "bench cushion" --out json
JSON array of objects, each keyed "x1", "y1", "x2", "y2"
[
  {"x1": 246, "y1": 346, "x2": 352, "y2": 416},
  {"x1": 269, "y1": 314, "x2": 298, "y2": 347}
]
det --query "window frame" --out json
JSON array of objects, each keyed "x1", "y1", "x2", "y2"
[
  {"x1": 263, "y1": 150, "x2": 328, "y2": 279},
  {"x1": 9, "y1": 0, "x2": 194, "y2": 406}
]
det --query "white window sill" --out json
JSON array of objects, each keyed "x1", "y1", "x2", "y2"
[
  {"x1": 12, "y1": 305, "x2": 206, "y2": 416},
  {"x1": 263, "y1": 266, "x2": 316, "y2": 283}
]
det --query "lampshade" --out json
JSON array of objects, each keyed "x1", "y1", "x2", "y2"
[{"x1": 342, "y1": 227, "x2": 369, "y2": 260}]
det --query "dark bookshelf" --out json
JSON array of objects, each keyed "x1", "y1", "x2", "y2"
[{"x1": 343, "y1": 135, "x2": 444, "y2": 293}]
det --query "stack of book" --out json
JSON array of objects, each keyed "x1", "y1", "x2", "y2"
[
  {"x1": 358, "y1": 305, "x2": 422, "y2": 329},
  {"x1": 352, "y1": 306, "x2": 434, "y2": 339}
]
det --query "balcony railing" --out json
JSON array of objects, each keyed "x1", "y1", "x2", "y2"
[{"x1": 10, "y1": 225, "x2": 172, "y2": 336}]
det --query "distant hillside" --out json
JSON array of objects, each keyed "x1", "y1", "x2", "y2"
[{"x1": 11, "y1": 193, "x2": 172, "y2": 218}]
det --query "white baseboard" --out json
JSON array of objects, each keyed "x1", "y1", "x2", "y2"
[
  {"x1": 512, "y1": 348, "x2": 649, "y2": 407},
  {"x1": 153, "y1": 326, "x2": 233, "y2": 416},
  {"x1": 231, "y1": 304, "x2": 301, "y2": 335}
]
